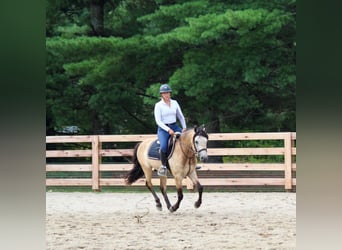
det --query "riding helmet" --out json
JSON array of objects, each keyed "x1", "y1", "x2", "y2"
[{"x1": 159, "y1": 84, "x2": 172, "y2": 93}]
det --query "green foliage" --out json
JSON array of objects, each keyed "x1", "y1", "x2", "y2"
[
  {"x1": 138, "y1": 1, "x2": 209, "y2": 35},
  {"x1": 46, "y1": 0, "x2": 90, "y2": 37},
  {"x1": 106, "y1": 0, "x2": 158, "y2": 37},
  {"x1": 46, "y1": 0, "x2": 296, "y2": 135}
]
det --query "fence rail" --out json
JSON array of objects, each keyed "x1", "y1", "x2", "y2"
[{"x1": 46, "y1": 132, "x2": 296, "y2": 191}]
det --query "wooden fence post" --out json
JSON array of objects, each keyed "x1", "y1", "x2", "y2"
[
  {"x1": 284, "y1": 132, "x2": 292, "y2": 191},
  {"x1": 92, "y1": 135, "x2": 100, "y2": 191}
]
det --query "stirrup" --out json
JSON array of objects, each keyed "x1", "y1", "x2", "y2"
[{"x1": 157, "y1": 166, "x2": 167, "y2": 176}]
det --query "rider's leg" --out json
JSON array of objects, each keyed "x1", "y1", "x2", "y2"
[
  {"x1": 157, "y1": 127, "x2": 169, "y2": 177},
  {"x1": 158, "y1": 151, "x2": 168, "y2": 176}
]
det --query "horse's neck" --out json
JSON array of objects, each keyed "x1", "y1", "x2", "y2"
[
  {"x1": 180, "y1": 130, "x2": 195, "y2": 153},
  {"x1": 182, "y1": 130, "x2": 193, "y2": 143}
]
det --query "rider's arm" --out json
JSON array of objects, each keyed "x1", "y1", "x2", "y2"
[{"x1": 175, "y1": 101, "x2": 186, "y2": 130}]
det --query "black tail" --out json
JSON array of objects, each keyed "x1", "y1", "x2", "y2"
[{"x1": 124, "y1": 142, "x2": 144, "y2": 185}]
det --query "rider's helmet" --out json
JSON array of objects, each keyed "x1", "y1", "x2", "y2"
[{"x1": 159, "y1": 83, "x2": 172, "y2": 93}]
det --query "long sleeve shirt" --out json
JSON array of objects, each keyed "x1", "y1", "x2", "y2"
[{"x1": 154, "y1": 99, "x2": 187, "y2": 132}]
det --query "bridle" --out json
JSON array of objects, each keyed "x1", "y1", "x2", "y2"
[{"x1": 192, "y1": 130, "x2": 209, "y2": 156}]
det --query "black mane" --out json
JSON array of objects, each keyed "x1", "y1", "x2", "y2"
[{"x1": 194, "y1": 125, "x2": 209, "y2": 139}]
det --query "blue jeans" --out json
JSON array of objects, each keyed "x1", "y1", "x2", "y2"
[{"x1": 157, "y1": 123, "x2": 182, "y2": 153}]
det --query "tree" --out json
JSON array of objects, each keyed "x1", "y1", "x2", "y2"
[
  {"x1": 46, "y1": 0, "x2": 296, "y2": 136},
  {"x1": 144, "y1": 3, "x2": 296, "y2": 133},
  {"x1": 90, "y1": 0, "x2": 105, "y2": 36}
]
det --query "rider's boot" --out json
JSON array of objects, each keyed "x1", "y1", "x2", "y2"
[{"x1": 157, "y1": 151, "x2": 168, "y2": 177}]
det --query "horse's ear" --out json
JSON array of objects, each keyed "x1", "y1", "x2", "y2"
[
  {"x1": 201, "y1": 124, "x2": 206, "y2": 131},
  {"x1": 194, "y1": 125, "x2": 198, "y2": 132}
]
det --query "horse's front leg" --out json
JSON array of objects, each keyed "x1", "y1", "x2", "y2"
[
  {"x1": 187, "y1": 171, "x2": 203, "y2": 208},
  {"x1": 159, "y1": 177, "x2": 172, "y2": 210},
  {"x1": 194, "y1": 181, "x2": 203, "y2": 208},
  {"x1": 169, "y1": 177, "x2": 184, "y2": 212}
]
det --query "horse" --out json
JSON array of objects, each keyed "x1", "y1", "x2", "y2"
[{"x1": 124, "y1": 125, "x2": 209, "y2": 212}]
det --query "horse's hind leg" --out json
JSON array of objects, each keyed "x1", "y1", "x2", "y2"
[
  {"x1": 187, "y1": 171, "x2": 203, "y2": 208},
  {"x1": 145, "y1": 179, "x2": 163, "y2": 211}
]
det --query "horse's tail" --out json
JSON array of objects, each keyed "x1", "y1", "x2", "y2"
[{"x1": 124, "y1": 142, "x2": 144, "y2": 185}]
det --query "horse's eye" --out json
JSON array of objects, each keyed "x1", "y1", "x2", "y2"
[{"x1": 195, "y1": 140, "x2": 199, "y2": 144}]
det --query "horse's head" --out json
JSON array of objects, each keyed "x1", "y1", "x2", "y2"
[{"x1": 193, "y1": 125, "x2": 209, "y2": 162}]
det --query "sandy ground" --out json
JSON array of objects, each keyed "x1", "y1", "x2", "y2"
[{"x1": 46, "y1": 192, "x2": 296, "y2": 250}]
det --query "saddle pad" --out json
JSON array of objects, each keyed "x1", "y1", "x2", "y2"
[{"x1": 147, "y1": 139, "x2": 160, "y2": 160}]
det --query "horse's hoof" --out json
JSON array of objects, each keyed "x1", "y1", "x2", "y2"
[
  {"x1": 194, "y1": 201, "x2": 201, "y2": 208},
  {"x1": 169, "y1": 206, "x2": 176, "y2": 213},
  {"x1": 156, "y1": 205, "x2": 162, "y2": 211}
]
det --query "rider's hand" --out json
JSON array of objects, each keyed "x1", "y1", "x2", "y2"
[
  {"x1": 182, "y1": 128, "x2": 187, "y2": 133},
  {"x1": 168, "y1": 129, "x2": 175, "y2": 136}
]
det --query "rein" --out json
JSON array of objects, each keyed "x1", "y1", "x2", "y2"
[
  {"x1": 178, "y1": 137, "x2": 196, "y2": 159},
  {"x1": 177, "y1": 135, "x2": 197, "y2": 177},
  {"x1": 178, "y1": 130, "x2": 208, "y2": 160},
  {"x1": 177, "y1": 129, "x2": 208, "y2": 176}
]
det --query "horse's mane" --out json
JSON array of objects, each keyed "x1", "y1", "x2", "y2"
[{"x1": 183, "y1": 126, "x2": 208, "y2": 139}]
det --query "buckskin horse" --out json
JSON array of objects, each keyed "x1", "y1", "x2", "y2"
[{"x1": 124, "y1": 126, "x2": 208, "y2": 212}]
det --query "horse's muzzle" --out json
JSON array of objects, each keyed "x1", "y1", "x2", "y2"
[
  {"x1": 200, "y1": 155, "x2": 208, "y2": 162},
  {"x1": 198, "y1": 150, "x2": 208, "y2": 162}
]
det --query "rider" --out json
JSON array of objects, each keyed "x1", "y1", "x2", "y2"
[{"x1": 154, "y1": 83, "x2": 187, "y2": 176}]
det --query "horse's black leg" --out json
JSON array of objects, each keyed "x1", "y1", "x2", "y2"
[
  {"x1": 168, "y1": 177, "x2": 184, "y2": 212},
  {"x1": 194, "y1": 181, "x2": 203, "y2": 208},
  {"x1": 187, "y1": 171, "x2": 203, "y2": 208},
  {"x1": 146, "y1": 181, "x2": 162, "y2": 211},
  {"x1": 170, "y1": 188, "x2": 183, "y2": 212}
]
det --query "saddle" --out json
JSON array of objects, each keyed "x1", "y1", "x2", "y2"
[{"x1": 147, "y1": 133, "x2": 180, "y2": 160}]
